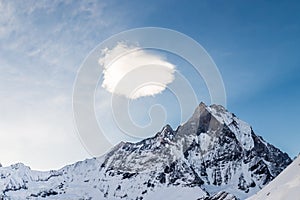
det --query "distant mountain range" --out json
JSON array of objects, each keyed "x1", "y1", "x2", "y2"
[{"x1": 0, "y1": 102, "x2": 292, "y2": 199}]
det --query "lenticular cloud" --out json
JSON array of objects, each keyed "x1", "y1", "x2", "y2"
[{"x1": 99, "y1": 43, "x2": 176, "y2": 99}]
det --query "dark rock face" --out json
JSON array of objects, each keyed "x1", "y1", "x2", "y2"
[{"x1": 198, "y1": 191, "x2": 238, "y2": 200}]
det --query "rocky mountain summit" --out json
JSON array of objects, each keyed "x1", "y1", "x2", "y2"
[{"x1": 0, "y1": 103, "x2": 292, "y2": 199}]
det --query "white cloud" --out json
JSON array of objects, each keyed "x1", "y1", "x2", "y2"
[
  {"x1": 0, "y1": 0, "x2": 17, "y2": 38},
  {"x1": 99, "y1": 43, "x2": 176, "y2": 99}
]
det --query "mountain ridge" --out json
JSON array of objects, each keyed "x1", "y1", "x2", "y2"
[{"x1": 0, "y1": 102, "x2": 292, "y2": 199}]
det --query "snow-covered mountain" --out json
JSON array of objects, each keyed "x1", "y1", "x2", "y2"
[
  {"x1": 0, "y1": 103, "x2": 292, "y2": 200},
  {"x1": 247, "y1": 155, "x2": 300, "y2": 200}
]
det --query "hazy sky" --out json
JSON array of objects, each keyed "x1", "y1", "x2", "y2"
[{"x1": 1, "y1": 0, "x2": 300, "y2": 170}]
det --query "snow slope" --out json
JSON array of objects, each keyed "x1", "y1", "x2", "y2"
[{"x1": 247, "y1": 155, "x2": 300, "y2": 200}]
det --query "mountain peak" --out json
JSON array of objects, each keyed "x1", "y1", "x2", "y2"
[
  {"x1": 199, "y1": 101, "x2": 207, "y2": 108},
  {"x1": 161, "y1": 124, "x2": 173, "y2": 133},
  {"x1": 191, "y1": 102, "x2": 229, "y2": 125},
  {"x1": 186, "y1": 102, "x2": 255, "y2": 151}
]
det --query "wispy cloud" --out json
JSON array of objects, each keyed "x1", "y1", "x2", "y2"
[
  {"x1": 0, "y1": 0, "x2": 135, "y2": 170},
  {"x1": 0, "y1": 0, "x2": 17, "y2": 38}
]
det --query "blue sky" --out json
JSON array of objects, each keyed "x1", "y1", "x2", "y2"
[{"x1": 0, "y1": 0, "x2": 299, "y2": 170}]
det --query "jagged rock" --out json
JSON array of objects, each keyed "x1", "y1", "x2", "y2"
[{"x1": 198, "y1": 191, "x2": 238, "y2": 200}]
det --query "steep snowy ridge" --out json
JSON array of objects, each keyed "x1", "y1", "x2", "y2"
[{"x1": 0, "y1": 103, "x2": 292, "y2": 199}]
